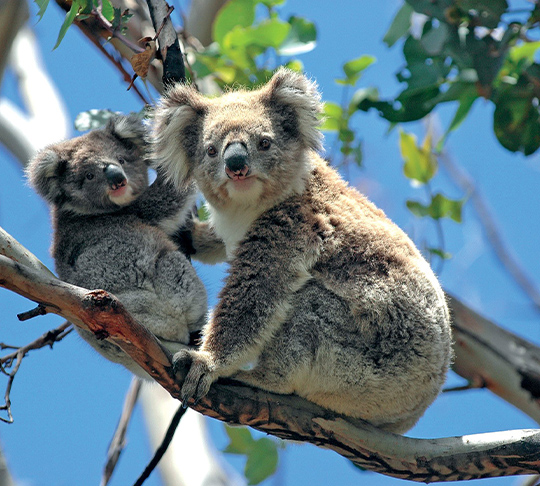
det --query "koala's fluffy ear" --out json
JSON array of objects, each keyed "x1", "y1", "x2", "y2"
[
  {"x1": 26, "y1": 149, "x2": 67, "y2": 205},
  {"x1": 107, "y1": 113, "x2": 147, "y2": 147},
  {"x1": 152, "y1": 84, "x2": 207, "y2": 188},
  {"x1": 260, "y1": 67, "x2": 324, "y2": 152}
]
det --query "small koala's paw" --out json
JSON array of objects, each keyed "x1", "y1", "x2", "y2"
[{"x1": 173, "y1": 349, "x2": 215, "y2": 408}]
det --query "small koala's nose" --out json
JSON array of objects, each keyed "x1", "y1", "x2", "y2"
[
  {"x1": 223, "y1": 142, "x2": 249, "y2": 173},
  {"x1": 104, "y1": 164, "x2": 127, "y2": 189}
]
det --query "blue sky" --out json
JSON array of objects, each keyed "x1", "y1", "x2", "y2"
[{"x1": 1, "y1": 1, "x2": 540, "y2": 485}]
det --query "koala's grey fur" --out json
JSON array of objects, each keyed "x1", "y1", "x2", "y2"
[
  {"x1": 152, "y1": 69, "x2": 453, "y2": 433},
  {"x1": 27, "y1": 114, "x2": 208, "y2": 378}
]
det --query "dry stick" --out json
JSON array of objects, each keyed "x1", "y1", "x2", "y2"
[
  {"x1": 132, "y1": 404, "x2": 188, "y2": 486},
  {"x1": 0, "y1": 321, "x2": 73, "y2": 423},
  {"x1": 101, "y1": 377, "x2": 143, "y2": 486},
  {"x1": 2, "y1": 255, "x2": 540, "y2": 481},
  {"x1": 438, "y1": 151, "x2": 540, "y2": 311},
  {"x1": 144, "y1": 0, "x2": 186, "y2": 85}
]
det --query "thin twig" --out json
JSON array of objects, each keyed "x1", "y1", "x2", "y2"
[
  {"x1": 0, "y1": 321, "x2": 73, "y2": 422},
  {"x1": 101, "y1": 377, "x2": 142, "y2": 486},
  {"x1": 438, "y1": 151, "x2": 540, "y2": 311},
  {"x1": 133, "y1": 404, "x2": 188, "y2": 486}
]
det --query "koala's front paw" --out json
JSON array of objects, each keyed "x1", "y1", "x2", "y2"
[{"x1": 173, "y1": 349, "x2": 215, "y2": 408}]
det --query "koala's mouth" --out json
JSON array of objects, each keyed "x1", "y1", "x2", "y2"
[
  {"x1": 225, "y1": 166, "x2": 251, "y2": 181},
  {"x1": 108, "y1": 182, "x2": 135, "y2": 206}
]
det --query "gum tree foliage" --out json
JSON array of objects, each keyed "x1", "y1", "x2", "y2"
[{"x1": 33, "y1": 0, "x2": 540, "y2": 484}]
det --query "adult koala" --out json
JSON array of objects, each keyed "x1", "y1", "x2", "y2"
[{"x1": 152, "y1": 69, "x2": 453, "y2": 433}]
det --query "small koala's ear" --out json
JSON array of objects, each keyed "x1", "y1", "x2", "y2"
[
  {"x1": 151, "y1": 83, "x2": 207, "y2": 188},
  {"x1": 26, "y1": 149, "x2": 67, "y2": 205},
  {"x1": 107, "y1": 113, "x2": 147, "y2": 147},
  {"x1": 260, "y1": 67, "x2": 324, "y2": 152}
]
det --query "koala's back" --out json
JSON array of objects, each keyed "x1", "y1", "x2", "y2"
[
  {"x1": 54, "y1": 211, "x2": 174, "y2": 291},
  {"x1": 231, "y1": 155, "x2": 452, "y2": 433}
]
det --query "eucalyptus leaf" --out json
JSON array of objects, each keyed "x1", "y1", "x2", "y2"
[
  {"x1": 383, "y1": 3, "x2": 414, "y2": 47},
  {"x1": 245, "y1": 438, "x2": 279, "y2": 485},
  {"x1": 223, "y1": 426, "x2": 255, "y2": 455},
  {"x1": 399, "y1": 130, "x2": 437, "y2": 184},
  {"x1": 406, "y1": 194, "x2": 463, "y2": 222},
  {"x1": 213, "y1": 0, "x2": 256, "y2": 47},
  {"x1": 278, "y1": 16, "x2": 317, "y2": 56},
  {"x1": 54, "y1": 0, "x2": 83, "y2": 49},
  {"x1": 100, "y1": 0, "x2": 115, "y2": 22},
  {"x1": 35, "y1": 0, "x2": 50, "y2": 21}
]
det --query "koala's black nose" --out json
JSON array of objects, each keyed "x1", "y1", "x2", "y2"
[
  {"x1": 104, "y1": 164, "x2": 127, "y2": 189},
  {"x1": 223, "y1": 142, "x2": 249, "y2": 173}
]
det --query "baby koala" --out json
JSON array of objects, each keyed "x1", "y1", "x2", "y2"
[
  {"x1": 27, "y1": 114, "x2": 208, "y2": 378},
  {"x1": 152, "y1": 69, "x2": 453, "y2": 433}
]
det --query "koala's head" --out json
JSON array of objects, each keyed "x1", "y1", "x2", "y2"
[
  {"x1": 27, "y1": 114, "x2": 149, "y2": 215},
  {"x1": 152, "y1": 68, "x2": 323, "y2": 209}
]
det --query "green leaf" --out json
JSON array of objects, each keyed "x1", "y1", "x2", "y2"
[
  {"x1": 323, "y1": 102, "x2": 343, "y2": 119},
  {"x1": 420, "y1": 23, "x2": 449, "y2": 56},
  {"x1": 74, "y1": 109, "x2": 115, "y2": 131},
  {"x1": 509, "y1": 41, "x2": 540, "y2": 64},
  {"x1": 213, "y1": 0, "x2": 256, "y2": 47},
  {"x1": 406, "y1": 194, "x2": 464, "y2": 222},
  {"x1": 353, "y1": 141, "x2": 363, "y2": 167},
  {"x1": 383, "y1": 3, "x2": 413, "y2": 47},
  {"x1": 34, "y1": 0, "x2": 50, "y2": 21},
  {"x1": 337, "y1": 55, "x2": 376, "y2": 86},
  {"x1": 260, "y1": 0, "x2": 285, "y2": 6},
  {"x1": 54, "y1": 0, "x2": 83, "y2": 49},
  {"x1": 277, "y1": 16, "x2": 317, "y2": 56},
  {"x1": 428, "y1": 248, "x2": 452, "y2": 260},
  {"x1": 284, "y1": 59, "x2": 304, "y2": 72},
  {"x1": 245, "y1": 438, "x2": 278, "y2": 485},
  {"x1": 399, "y1": 130, "x2": 437, "y2": 184},
  {"x1": 223, "y1": 426, "x2": 255, "y2": 455},
  {"x1": 319, "y1": 102, "x2": 343, "y2": 131},
  {"x1": 493, "y1": 90, "x2": 540, "y2": 155},
  {"x1": 436, "y1": 84, "x2": 478, "y2": 150},
  {"x1": 100, "y1": 0, "x2": 115, "y2": 22}
]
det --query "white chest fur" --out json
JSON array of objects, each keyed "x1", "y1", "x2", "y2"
[{"x1": 208, "y1": 204, "x2": 264, "y2": 258}]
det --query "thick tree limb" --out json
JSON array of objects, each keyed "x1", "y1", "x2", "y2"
[
  {"x1": 2, "y1": 239, "x2": 540, "y2": 482},
  {"x1": 450, "y1": 295, "x2": 540, "y2": 423}
]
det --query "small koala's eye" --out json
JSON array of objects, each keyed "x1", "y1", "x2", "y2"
[
  {"x1": 118, "y1": 156, "x2": 126, "y2": 165},
  {"x1": 259, "y1": 138, "x2": 271, "y2": 151},
  {"x1": 207, "y1": 145, "x2": 218, "y2": 157},
  {"x1": 86, "y1": 172, "x2": 94, "y2": 180}
]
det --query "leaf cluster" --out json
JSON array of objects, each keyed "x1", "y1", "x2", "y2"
[
  {"x1": 359, "y1": 0, "x2": 540, "y2": 155},
  {"x1": 191, "y1": 0, "x2": 316, "y2": 87},
  {"x1": 35, "y1": 0, "x2": 131, "y2": 50}
]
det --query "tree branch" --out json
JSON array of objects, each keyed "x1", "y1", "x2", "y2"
[
  {"x1": 1, "y1": 236, "x2": 540, "y2": 481},
  {"x1": 101, "y1": 377, "x2": 142, "y2": 486}
]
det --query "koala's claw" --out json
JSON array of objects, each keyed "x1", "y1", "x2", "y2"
[{"x1": 174, "y1": 350, "x2": 215, "y2": 408}]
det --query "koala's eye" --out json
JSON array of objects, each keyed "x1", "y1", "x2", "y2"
[
  {"x1": 86, "y1": 172, "x2": 94, "y2": 180},
  {"x1": 118, "y1": 156, "x2": 126, "y2": 165},
  {"x1": 207, "y1": 145, "x2": 218, "y2": 157},
  {"x1": 259, "y1": 138, "x2": 271, "y2": 151}
]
